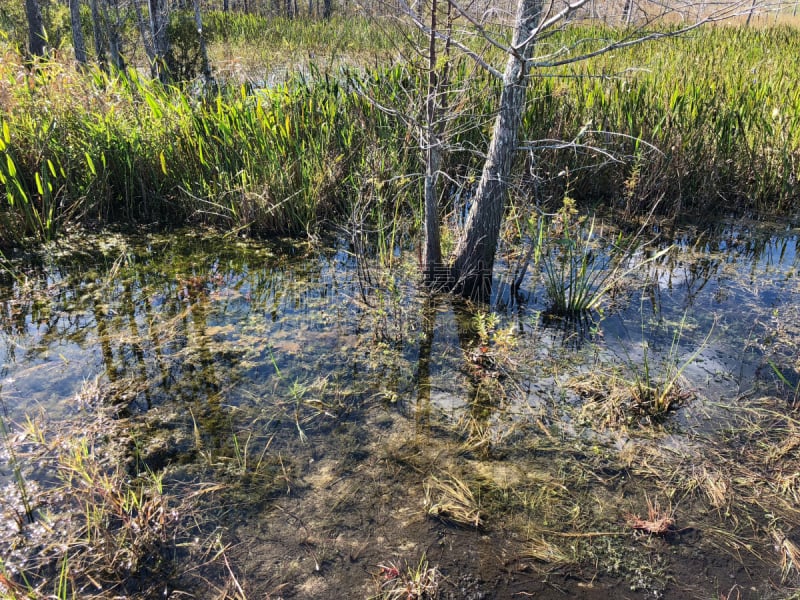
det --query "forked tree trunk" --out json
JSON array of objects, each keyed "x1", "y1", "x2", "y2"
[
  {"x1": 70, "y1": 0, "x2": 88, "y2": 65},
  {"x1": 25, "y1": 0, "x2": 47, "y2": 56},
  {"x1": 448, "y1": 0, "x2": 542, "y2": 301}
]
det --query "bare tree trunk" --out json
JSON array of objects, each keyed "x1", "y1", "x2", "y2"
[
  {"x1": 422, "y1": 0, "x2": 443, "y2": 280},
  {"x1": 70, "y1": 0, "x2": 88, "y2": 65},
  {"x1": 102, "y1": 0, "x2": 125, "y2": 71},
  {"x1": 623, "y1": 0, "x2": 633, "y2": 25},
  {"x1": 25, "y1": 0, "x2": 47, "y2": 56},
  {"x1": 135, "y1": 0, "x2": 156, "y2": 59},
  {"x1": 149, "y1": 0, "x2": 171, "y2": 82},
  {"x1": 449, "y1": 0, "x2": 542, "y2": 300},
  {"x1": 90, "y1": 0, "x2": 107, "y2": 67},
  {"x1": 194, "y1": 0, "x2": 214, "y2": 86},
  {"x1": 322, "y1": 0, "x2": 331, "y2": 18}
]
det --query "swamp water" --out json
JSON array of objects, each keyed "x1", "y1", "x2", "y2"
[{"x1": 0, "y1": 221, "x2": 799, "y2": 599}]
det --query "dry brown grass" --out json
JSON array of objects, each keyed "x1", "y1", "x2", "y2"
[
  {"x1": 772, "y1": 529, "x2": 800, "y2": 581},
  {"x1": 625, "y1": 496, "x2": 676, "y2": 535},
  {"x1": 423, "y1": 474, "x2": 483, "y2": 529},
  {"x1": 525, "y1": 537, "x2": 572, "y2": 564}
]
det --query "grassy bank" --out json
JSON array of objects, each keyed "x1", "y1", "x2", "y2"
[{"x1": 1, "y1": 21, "x2": 798, "y2": 247}]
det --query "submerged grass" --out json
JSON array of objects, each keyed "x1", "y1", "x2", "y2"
[{"x1": 0, "y1": 378, "x2": 263, "y2": 599}]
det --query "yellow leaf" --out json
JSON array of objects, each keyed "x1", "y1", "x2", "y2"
[{"x1": 85, "y1": 153, "x2": 96, "y2": 176}]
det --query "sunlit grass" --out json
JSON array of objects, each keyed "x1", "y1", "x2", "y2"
[{"x1": 1, "y1": 21, "x2": 800, "y2": 245}]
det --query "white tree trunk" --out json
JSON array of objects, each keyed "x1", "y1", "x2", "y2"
[{"x1": 450, "y1": 0, "x2": 542, "y2": 300}]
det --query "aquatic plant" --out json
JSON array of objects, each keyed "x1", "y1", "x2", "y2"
[
  {"x1": 540, "y1": 197, "x2": 669, "y2": 317},
  {"x1": 541, "y1": 201, "x2": 611, "y2": 315},
  {"x1": 0, "y1": 402, "x2": 34, "y2": 524},
  {"x1": 0, "y1": 386, "x2": 241, "y2": 598},
  {"x1": 572, "y1": 317, "x2": 712, "y2": 425},
  {"x1": 768, "y1": 360, "x2": 800, "y2": 407},
  {"x1": 630, "y1": 316, "x2": 713, "y2": 418}
]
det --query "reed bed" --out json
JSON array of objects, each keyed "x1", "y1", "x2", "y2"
[
  {"x1": 1, "y1": 20, "x2": 799, "y2": 247},
  {"x1": 0, "y1": 52, "x2": 416, "y2": 246}
]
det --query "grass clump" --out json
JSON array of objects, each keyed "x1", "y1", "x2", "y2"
[
  {"x1": 373, "y1": 554, "x2": 440, "y2": 600},
  {"x1": 539, "y1": 196, "x2": 668, "y2": 318},
  {"x1": 423, "y1": 474, "x2": 483, "y2": 529},
  {"x1": 572, "y1": 319, "x2": 709, "y2": 426},
  {"x1": 0, "y1": 380, "x2": 247, "y2": 598}
]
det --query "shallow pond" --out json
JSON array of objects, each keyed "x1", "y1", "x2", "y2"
[{"x1": 1, "y1": 219, "x2": 799, "y2": 599}]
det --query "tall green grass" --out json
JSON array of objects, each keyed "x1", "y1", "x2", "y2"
[
  {"x1": 0, "y1": 54, "x2": 416, "y2": 245},
  {"x1": 1, "y1": 22, "x2": 799, "y2": 247},
  {"x1": 519, "y1": 25, "x2": 800, "y2": 214},
  {"x1": 203, "y1": 11, "x2": 394, "y2": 52}
]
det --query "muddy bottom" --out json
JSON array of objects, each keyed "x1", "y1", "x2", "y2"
[{"x1": 157, "y1": 405, "x2": 787, "y2": 600}]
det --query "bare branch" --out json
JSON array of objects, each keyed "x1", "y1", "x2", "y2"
[
  {"x1": 395, "y1": 0, "x2": 505, "y2": 78},
  {"x1": 446, "y1": 0, "x2": 513, "y2": 56},
  {"x1": 515, "y1": 0, "x2": 592, "y2": 51}
]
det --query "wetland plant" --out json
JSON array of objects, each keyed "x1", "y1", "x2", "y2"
[
  {"x1": 0, "y1": 402, "x2": 34, "y2": 524},
  {"x1": 573, "y1": 317, "x2": 711, "y2": 425},
  {"x1": 0, "y1": 405, "x2": 191, "y2": 597},
  {"x1": 374, "y1": 553, "x2": 440, "y2": 600},
  {"x1": 768, "y1": 360, "x2": 800, "y2": 408},
  {"x1": 629, "y1": 316, "x2": 712, "y2": 419},
  {"x1": 541, "y1": 197, "x2": 668, "y2": 318}
]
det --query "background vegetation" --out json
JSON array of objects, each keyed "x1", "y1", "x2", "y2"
[{"x1": 1, "y1": 9, "x2": 799, "y2": 249}]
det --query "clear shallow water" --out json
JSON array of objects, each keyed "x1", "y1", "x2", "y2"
[
  {"x1": 0, "y1": 221, "x2": 798, "y2": 423},
  {"x1": 1, "y1": 222, "x2": 800, "y2": 599}
]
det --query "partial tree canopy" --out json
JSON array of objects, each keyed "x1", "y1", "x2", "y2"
[{"x1": 396, "y1": 0, "x2": 751, "y2": 300}]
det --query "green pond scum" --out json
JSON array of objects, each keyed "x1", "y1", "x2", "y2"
[{"x1": 0, "y1": 222, "x2": 798, "y2": 599}]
